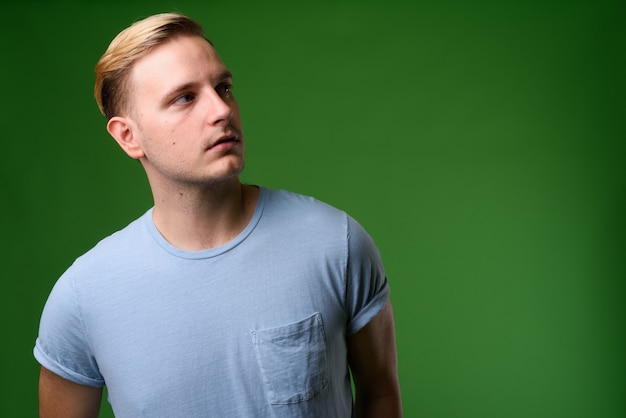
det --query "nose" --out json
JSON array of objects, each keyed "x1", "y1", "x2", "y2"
[{"x1": 205, "y1": 89, "x2": 233, "y2": 126}]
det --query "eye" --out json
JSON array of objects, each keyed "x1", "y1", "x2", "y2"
[
  {"x1": 174, "y1": 93, "x2": 195, "y2": 104},
  {"x1": 216, "y1": 82, "x2": 233, "y2": 99}
]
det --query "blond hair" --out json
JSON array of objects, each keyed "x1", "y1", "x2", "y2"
[{"x1": 94, "y1": 13, "x2": 207, "y2": 119}]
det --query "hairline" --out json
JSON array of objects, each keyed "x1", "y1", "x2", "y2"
[
  {"x1": 95, "y1": 13, "x2": 210, "y2": 120},
  {"x1": 116, "y1": 34, "x2": 213, "y2": 121}
]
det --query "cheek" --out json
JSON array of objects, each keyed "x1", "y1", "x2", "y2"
[{"x1": 230, "y1": 111, "x2": 243, "y2": 131}]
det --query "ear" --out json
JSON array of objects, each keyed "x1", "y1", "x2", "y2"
[{"x1": 107, "y1": 116, "x2": 145, "y2": 160}]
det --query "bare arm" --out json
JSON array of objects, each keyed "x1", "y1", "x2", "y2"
[
  {"x1": 347, "y1": 299, "x2": 402, "y2": 418},
  {"x1": 39, "y1": 366, "x2": 103, "y2": 418}
]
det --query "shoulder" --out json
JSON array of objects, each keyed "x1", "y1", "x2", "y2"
[
  {"x1": 259, "y1": 187, "x2": 383, "y2": 249},
  {"x1": 41, "y1": 210, "x2": 155, "y2": 327},
  {"x1": 253, "y1": 188, "x2": 354, "y2": 255},
  {"x1": 262, "y1": 188, "x2": 347, "y2": 225},
  {"x1": 65, "y1": 211, "x2": 152, "y2": 279}
]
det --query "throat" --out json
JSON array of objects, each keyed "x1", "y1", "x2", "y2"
[{"x1": 152, "y1": 184, "x2": 259, "y2": 251}]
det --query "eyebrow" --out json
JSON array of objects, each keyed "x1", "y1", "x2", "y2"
[{"x1": 161, "y1": 70, "x2": 233, "y2": 104}]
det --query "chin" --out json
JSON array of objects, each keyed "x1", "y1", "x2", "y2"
[{"x1": 206, "y1": 163, "x2": 245, "y2": 186}]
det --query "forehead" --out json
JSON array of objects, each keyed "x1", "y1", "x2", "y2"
[{"x1": 129, "y1": 35, "x2": 227, "y2": 96}]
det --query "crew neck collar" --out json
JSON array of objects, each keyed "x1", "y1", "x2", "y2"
[{"x1": 144, "y1": 186, "x2": 267, "y2": 260}]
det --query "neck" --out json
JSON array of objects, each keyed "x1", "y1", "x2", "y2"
[{"x1": 150, "y1": 178, "x2": 259, "y2": 251}]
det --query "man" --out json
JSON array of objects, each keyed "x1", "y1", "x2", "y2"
[{"x1": 34, "y1": 12, "x2": 401, "y2": 417}]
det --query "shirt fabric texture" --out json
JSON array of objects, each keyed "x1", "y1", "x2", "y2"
[{"x1": 34, "y1": 187, "x2": 390, "y2": 417}]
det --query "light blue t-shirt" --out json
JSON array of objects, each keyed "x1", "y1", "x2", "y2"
[{"x1": 34, "y1": 187, "x2": 390, "y2": 417}]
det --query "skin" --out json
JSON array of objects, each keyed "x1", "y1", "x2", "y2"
[
  {"x1": 39, "y1": 33, "x2": 402, "y2": 417},
  {"x1": 107, "y1": 35, "x2": 257, "y2": 250},
  {"x1": 348, "y1": 300, "x2": 403, "y2": 417},
  {"x1": 39, "y1": 367, "x2": 102, "y2": 417}
]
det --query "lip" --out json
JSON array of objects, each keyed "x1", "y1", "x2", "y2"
[{"x1": 208, "y1": 133, "x2": 239, "y2": 150}]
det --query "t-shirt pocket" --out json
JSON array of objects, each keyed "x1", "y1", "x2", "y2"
[{"x1": 251, "y1": 312, "x2": 329, "y2": 404}]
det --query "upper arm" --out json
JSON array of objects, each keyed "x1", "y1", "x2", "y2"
[
  {"x1": 39, "y1": 366, "x2": 103, "y2": 418},
  {"x1": 347, "y1": 299, "x2": 402, "y2": 417}
]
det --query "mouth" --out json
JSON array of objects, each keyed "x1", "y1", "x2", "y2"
[{"x1": 209, "y1": 133, "x2": 239, "y2": 149}]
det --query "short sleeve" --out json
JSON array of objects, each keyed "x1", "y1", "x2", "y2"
[
  {"x1": 345, "y1": 216, "x2": 390, "y2": 335},
  {"x1": 34, "y1": 270, "x2": 104, "y2": 387}
]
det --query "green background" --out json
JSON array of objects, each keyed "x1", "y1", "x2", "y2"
[{"x1": 1, "y1": 0, "x2": 624, "y2": 416}]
